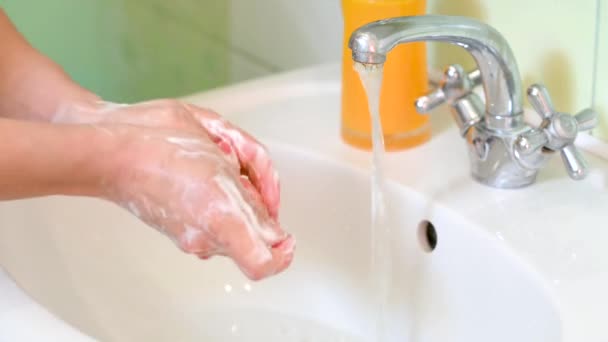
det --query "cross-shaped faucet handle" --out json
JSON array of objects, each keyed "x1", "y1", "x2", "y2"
[{"x1": 526, "y1": 84, "x2": 598, "y2": 180}]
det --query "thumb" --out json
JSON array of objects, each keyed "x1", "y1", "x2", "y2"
[{"x1": 238, "y1": 174, "x2": 287, "y2": 246}]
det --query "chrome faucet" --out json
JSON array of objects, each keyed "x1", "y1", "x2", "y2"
[{"x1": 349, "y1": 15, "x2": 597, "y2": 188}]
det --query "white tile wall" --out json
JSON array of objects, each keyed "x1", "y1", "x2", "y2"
[
  {"x1": 229, "y1": 53, "x2": 275, "y2": 83},
  {"x1": 228, "y1": 0, "x2": 342, "y2": 76}
]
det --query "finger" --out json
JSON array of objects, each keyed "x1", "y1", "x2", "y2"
[
  {"x1": 236, "y1": 139, "x2": 281, "y2": 220},
  {"x1": 227, "y1": 232, "x2": 295, "y2": 281},
  {"x1": 174, "y1": 224, "x2": 220, "y2": 256},
  {"x1": 195, "y1": 252, "x2": 214, "y2": 260},
  {"x1": 212, "y1": 172, "x2": 286, "y2": 246},
  {"x1": 209, "y1": 174, "x2": 294, "y2": 280},
  {"x1": 188, "y1": 105, "x2": 281, "y2": 219},
  {"x1": 210, "y1": 122, "x2": 280, "y2": 220},
  {"x1": 270, "y1": 234, "x2": 296, "y2": 273},
  {"x1": 238, "y1": 175, "x2": 286, "y2": 244}
]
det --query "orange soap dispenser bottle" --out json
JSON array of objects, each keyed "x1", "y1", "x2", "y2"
[{"x1": 341, "y1": 0, "x2": 430, "y2": 151}]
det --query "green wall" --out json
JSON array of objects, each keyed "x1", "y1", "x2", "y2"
[{"x1": 1, "y1": 0, "x2": 230, "y2": 103}]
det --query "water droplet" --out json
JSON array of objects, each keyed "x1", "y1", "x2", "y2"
[
  {"x1": 495, "y1": 232, "x2": 505, "y2": 241},
  {"x1": 243, "y1": 283, "x2": 252, "y2": 292},
  {"x1": 230, "y1": 323, "x2": 238, "y2": 335},
  {"x1": 224, "y1": 284, "x2": 232, "y2": 293}
]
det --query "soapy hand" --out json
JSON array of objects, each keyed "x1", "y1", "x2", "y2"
[{"x1": 56, "y1": 100, "x2": 294, "y2": 280}]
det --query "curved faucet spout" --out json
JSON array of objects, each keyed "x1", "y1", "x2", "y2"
[{"x1": 349, "y1": 15, "x2": 523, "y2": 123}]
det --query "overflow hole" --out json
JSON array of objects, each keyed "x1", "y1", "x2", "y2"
[{"x1": 417, "y1": 220, "x2": 437, "y2": 253}]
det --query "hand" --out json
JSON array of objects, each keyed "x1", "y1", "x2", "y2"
[
  {"x1": 59, "y1": 100, "x2": 294, "y2": 280},
  {"x1": 55, "y1": 99, "x2": 281, "y2": 219}
]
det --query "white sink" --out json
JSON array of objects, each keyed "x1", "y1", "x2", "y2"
[{"x1": 1, "y1": 64, "x2": 606, "y2": 341}]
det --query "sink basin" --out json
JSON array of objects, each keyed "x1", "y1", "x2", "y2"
[{"x1": 0, "y1": 64, "x2": 606, "y2": 341}]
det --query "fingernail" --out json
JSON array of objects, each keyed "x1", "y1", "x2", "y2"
[
  {"x1": 264, "y1": 221, "x2": 285, "y2": 244},
  {"x1": 218, "y1": 140, "x2": 233, "y2": 155},
  {"x1": 274, "y1": 234, "x2": 296, "y2": 253},
  {"x1": 276, "y1": 245, "x2": 295, "y2": 275}
]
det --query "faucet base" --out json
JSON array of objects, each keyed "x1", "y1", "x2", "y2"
[
  {"x1": 471, "y1": 171, "x2": 538, "y2": 189},
  {"x1": 467, "y1": 125, "x2": 540, "y2": 189}
]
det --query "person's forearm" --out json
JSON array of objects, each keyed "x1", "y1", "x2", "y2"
[
  {"x1": 0, "y1": 118, "x2": 119, "y2": 200},
  {"x1": 0, "y1": 9, "x2": 99, "y2": 122}
]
